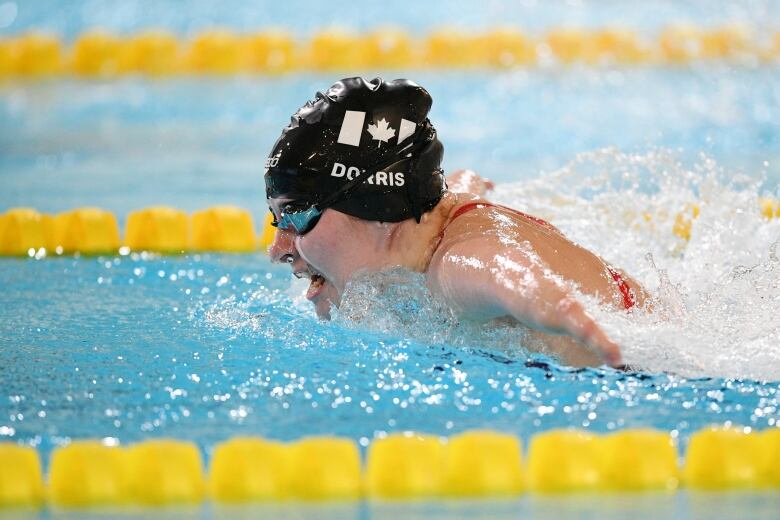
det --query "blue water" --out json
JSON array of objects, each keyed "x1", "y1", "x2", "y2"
[
  {"x1": 2, "y1": 0, "x2": 780, "y2": 39},
  {"x1": 1, "y1": 250, "x2": 777, "y2": 453},
  {"x1": 2, "y1": 70, "x2": 780, "y2": 446},
  {"x1": 2, "y1": 70, "x2": 779, "y2": 222},
  {"x1": 2, "y1": 5, "x2": 780, "y2": 517}
]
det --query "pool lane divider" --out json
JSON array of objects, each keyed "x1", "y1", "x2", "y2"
[
  {"x1": 1, "y1": 427, "x2": 780, "y2": 508},
  {"x1": 1, "y1": 25, "x2": 780, "y2": 79},
  {"x1": 0, "y1": 205, "x2": 277, "y2": 257},
  {"x1": 2, "y1": 199, "x2": 779, "y2": 257}
]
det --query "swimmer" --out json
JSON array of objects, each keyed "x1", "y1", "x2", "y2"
[{"x1": 265, "y1": 77, "x2": 649, "y2": 367}]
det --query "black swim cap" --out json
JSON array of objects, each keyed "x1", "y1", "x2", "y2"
[{"x1": 264, "y1": 77, "x2": 446, "y2": 223}]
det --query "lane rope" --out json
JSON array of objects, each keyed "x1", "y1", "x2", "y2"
[
  {"x1": 1, "y1": 25, "x2": 779, "y2": 79},
  {"x1": 1, "y1": 426, "x2": 779, "y2": 507}
]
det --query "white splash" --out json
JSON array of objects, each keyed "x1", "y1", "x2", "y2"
[
  {"x1": 492, "y1": 148, "x2": 780, "y2": 380},
  {"x1": 335, "y1": 268, "x2": 528, "y2": 351}
]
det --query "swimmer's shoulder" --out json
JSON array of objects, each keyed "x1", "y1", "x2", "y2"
[
  {"x1": 439, "y1": 196, "x2": 559, "y2": 236},
  {"x1": 427, "y1": 197, "x2": 505, "y2": 274},
  {"x1": 440, "y1": 195, "x2": 494, "y2": 230},
  {"x1": 427, "y1": 197, "x2": 565, "y2": 280}
]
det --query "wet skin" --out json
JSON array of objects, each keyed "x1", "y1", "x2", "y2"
[{"x1": 268, "y1": 170, "x2": 649, "y2": 367}]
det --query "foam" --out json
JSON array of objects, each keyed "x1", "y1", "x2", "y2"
[{"x1": 493, "y1": 148, "x2": 779, "y2": 380}]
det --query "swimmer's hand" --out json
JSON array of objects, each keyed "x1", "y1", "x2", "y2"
[
  {"x1": 428, "y1": 236, "x2": 623, "y2": 367},
  {"x1": 550, "y1": 297, "x2": 623, "y2": 366},
  {"x1": 446, "y1": 169, "x2": 495, "y2": 197}
]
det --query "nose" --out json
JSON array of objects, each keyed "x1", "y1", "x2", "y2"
[{"x1": 268, "y1": 227, "x2": 297, "y2": 264}]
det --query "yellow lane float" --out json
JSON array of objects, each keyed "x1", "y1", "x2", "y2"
[
  {"x1": 185, "y1": 29, "x2": 241, "y2": 75},
  {"x1": 118, "y1": 30, "x2": 180, "y2": 76},
  {"x1": 49, "y1": 441, "x2": 128, "y2": 507},
  {"x1": 770, "y1": 32, "x2": 780, "y2": 60},
  {"x1": 477, "y1": 28, "x2": 536, "y2": 68},
  {"x1": 672, "y1": 203, "x2": 700, "y2": 241},
  {"x1": 544, "y1": 28, "x2": 650, "y2": 65},
  {"x1": 257, "y1": 212, "x2": 277, "y2": 251},
  {"x1": 363, "y1": 27, "x2": 415, "y2": 69},
  {"x1": 588, "y1": 28, "x2": 648, "y2": 65},
  {"x1": 0, "y1": 207, "x2": 50, "y2": 256},
  {"x1": 12, "y1": 32, "x2": 62, "y2": 77},
  {"x1": 126, "y1": 440, "x2": 205, "y2": 505},
  {"x1": 307, "y1": 29, "x2": 365, "y2": 71},
  {"x1": 209, "y1": 437, "x2": 288, "y2": 502},
  {"x1": 192, "y1": 205, "x2": 257, "y2": 253},
  {"x1": 683, "y1": 427, "x2": 762, "y2": 490},
  {"x1": 526, "y1": 429, "x2": 603, "y2": 493},
  {"x1": 0, "y1": 444, "x2": 44, "y2": 507},
  {"x1": 760, "y1": 428, "x2": 780, "y2": 486},
  {"x1": 241, "y1": 30, "x2": 296, "y2": 73},
  {"x1": 71, "y1": 31, "x2": 123, "y2": 77},
  {"x1": 287, "y1": 437, "x2": 362, "y2": 500},
  {"x1": 544, "y1": 28, "x2": 590, "y2": 64},
  {"x1": 658, "y1": 25, "x2": 703, "y2": 63},
  {"x1": 365, "y1": 433, "x2": 446, "y2": 499},
  {"x1": 53, "y1": 207, "x2": 120, "y2": 255},
  {"x1": 423, "y1": 29, "x2": 477, "y2": 67},
  {"x1": 600, "y1": 429, "x2": 679, "y2": 491},
  {"x1": 124, "y1": 206, "x2": 190, "y2": 253},
  {"x1": 700, "y1": 25, "x2": 753, "y2": 60},
  {"x1": 444, "y1": 430, "x2": 523, "y2": 497},
  {"x1": 759, "y1": 197, "x2": 780, "y2": 219},
  {"x1": 0, "y1": 39, "x2": 15, "y2": 77}
]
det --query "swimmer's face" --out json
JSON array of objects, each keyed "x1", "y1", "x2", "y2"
[{"x1": 268, "y1": 198, "x2": 374, "y2": 319}]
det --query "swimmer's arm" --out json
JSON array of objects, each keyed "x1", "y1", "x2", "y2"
[
  {"x1": 446, "y1": 169, "x2": 494, "y2": 196},
  {"x1": 429, "y1": 238, "x2": 622, "y2": 366}
]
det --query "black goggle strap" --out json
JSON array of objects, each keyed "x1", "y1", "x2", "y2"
[{"x1": 268, "y1": 202, "x2": 310, "y2": 228}]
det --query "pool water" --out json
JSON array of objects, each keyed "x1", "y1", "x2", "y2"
[
  {"x1": 1, "y1": 53, "x2": 780, "y2": 520},
  {"x1": 4, "y1": 0, "x2": 780, "y2": 40}
]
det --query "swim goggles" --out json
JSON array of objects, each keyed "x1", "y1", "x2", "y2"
[
  {"x1": 269, "y1": 201, "x2": 322, "y2": 235},
  {"x1": 268, "y1": 165, "x2": 371, "y2": 234}
]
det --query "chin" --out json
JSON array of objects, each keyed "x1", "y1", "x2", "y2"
[
  {"x1": 314, "y1": 297, "x2": 333, "y2": 320},
  {"x1": 312, "y1": 280, "x2": 340, "y2": 320}
]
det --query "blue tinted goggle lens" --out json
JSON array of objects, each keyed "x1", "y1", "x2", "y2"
[{"x1": 270, "y1": 204, "x2": 322, "y2": 235}]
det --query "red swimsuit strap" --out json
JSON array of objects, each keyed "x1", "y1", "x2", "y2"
[
  {"x1": 448, "y1": 201, "x2": 489, "y2": 220},
  {"x1": 606, "y1": 265, "x2": 636, "y2": 310},
  {"x1": 443, "y1": 202, "x2": 637, "y2": 311},
  {"x1": 448, "y1": 202, "x2": 556, "y2": 229}
]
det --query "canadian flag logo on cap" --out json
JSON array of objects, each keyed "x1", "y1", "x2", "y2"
[{"x1": 337, "y1": 111, "x2": 416, "y2": 148}]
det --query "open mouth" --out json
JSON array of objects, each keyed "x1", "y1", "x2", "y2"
[
  {"x1": 293, "y1": 265, "x2": 328, "y2": 301},
  {"x1": 306, "y1": 273, "x2": 326, "y2": 300}
]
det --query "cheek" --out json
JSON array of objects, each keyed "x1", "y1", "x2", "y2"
[
  {"x1": 296, "y1": 230, "x2": 344, "y2": 278},
  {"x1": 295, "y1": 213, "x2": 362, "y2": 288},
  {"x1": 297, "y1": 235, "x2": 325, "y2": 262}
]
